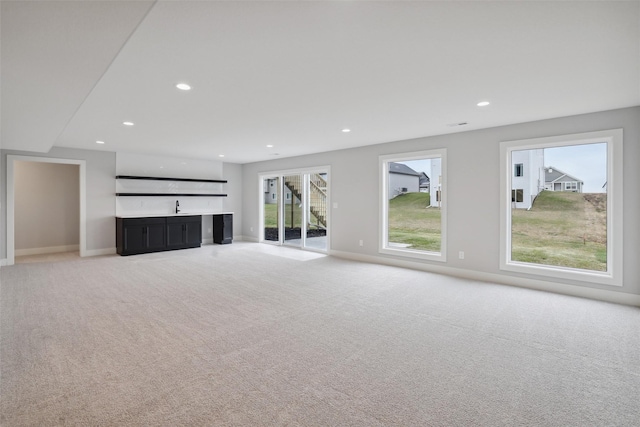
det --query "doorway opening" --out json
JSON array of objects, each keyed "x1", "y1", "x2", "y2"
[{"x1": 6, "y1": 155, "x2": 86, "y2": 266}]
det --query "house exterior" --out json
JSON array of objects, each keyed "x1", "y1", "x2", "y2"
[
  {"x1": 264, "y1": 178, "x2": 296, "y2": 204},
  {"x1": 544, "y1": 167, "x2": 584, "y2": 193},
  {"x1": 388, "y1": 162, "x2": 420, "y2": 199},
  {"x1": 419, "y1": 172, "x2": 430, "y2": 193},
  {"x1": 511, "y1": 149, "x2": 545, "y2": 209},
  {"x1": 429, "y1": 158, "x2": 442, "y2": 208}
]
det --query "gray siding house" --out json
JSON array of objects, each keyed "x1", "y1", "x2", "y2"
[
  {"x1": 544, "y1": 167, "x2": 584, "y2": 192},
  {"x1": 388, "y1": 162, "x2": 420, "y2": 199}
]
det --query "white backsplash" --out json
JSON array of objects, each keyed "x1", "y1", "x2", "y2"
[{"x1": 116, "y1": 153, "x2": 226, "y2": 217}]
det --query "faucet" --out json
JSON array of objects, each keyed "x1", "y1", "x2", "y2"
[{"x1": 175, "y1": 200, "x2": 180, "y2": 214}]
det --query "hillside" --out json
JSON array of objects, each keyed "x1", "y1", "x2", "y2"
[
  {"x1": 512, "y1": 190, "x2": 607, "y2": 271},
  {"x1": 388, "y1": 192, "x2": 440, "y2": 251}
]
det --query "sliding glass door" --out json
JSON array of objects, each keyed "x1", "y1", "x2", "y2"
[
  {"x1": 283, "y1": 174, "x2": 303, "y2": 247},
  {"x1": 261, "y1": 170, "x2": 328, "y2": 252},
  {"x1": 305, "y1": 173, "x2": 327, "y2": 251},
  {"x1": 263, "y1": 177, "x2": 280, "y2": 242}
]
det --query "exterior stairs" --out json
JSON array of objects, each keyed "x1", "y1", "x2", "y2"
[{"x1": 284, "y1": 174, "x2": 327, "y2": 228}]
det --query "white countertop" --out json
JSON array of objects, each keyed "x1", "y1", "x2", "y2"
[{"x1": 116, "y1": 212, "x2": 233, "y2": 218}]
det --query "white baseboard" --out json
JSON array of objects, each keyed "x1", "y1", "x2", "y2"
[
  {"x1": 239, "y1": 235, "x2": 259, "y2": 243},
  {"x1": 83, "y1": 247, "x2": 117, "y2": 257},
  {"x1": 15, "y1": 244, "x2": 80, "y2": 257},
  {"x1": 330, "y1": 249, "x2": 640, "y2": 307}
]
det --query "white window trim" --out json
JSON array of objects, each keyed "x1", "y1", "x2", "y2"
[
  {"x1": 379, "y1": 149, "x2": 447, "y2": 262},
  {"x1": 500, "y1": 129, "x2": 623, "y2": 286}
]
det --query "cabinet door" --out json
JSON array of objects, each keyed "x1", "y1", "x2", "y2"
[
  {"x1": 185, "y1": 221, "x2": 202, "y2": 246},
  {"x1": 213, "y1": 214, "x2": 233, "y2": 244},
  {"x1": 166, "y1": 222, "x2": 186, "y2": 248},
  {"x1": 146, "y1": 223, "x2": 166, "y2": 250},
  {"x1": 123, "y1": 225, "x2": 147, "y2": 253},
  {"x1": 222, "y1": 214, "x2": 233, "y2": 241},
  {"x1": 121, "y1": 218, "x2": 166, "y2": 254}
]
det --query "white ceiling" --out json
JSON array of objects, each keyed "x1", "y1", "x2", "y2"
[{"x1": 2, "y1": 1, "x2": 639, "y2": 164}]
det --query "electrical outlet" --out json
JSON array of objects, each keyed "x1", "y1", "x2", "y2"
[
  {"x1": 333, "y1": 202, "x2": 338, "y2": 209},
  {"x1": 250, "y1": 227, "x2": 254, "y2": 232},
  {"x1": 359, "y1": 240, "x2": 363, "y2": 247},
  {"x1": 208, "y1": 228, "x2": 212, "y2": 233},
  {"x1": 459, "y1": 251, "x2": 465, "y2": 260}
]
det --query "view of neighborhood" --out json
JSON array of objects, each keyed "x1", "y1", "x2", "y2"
[
  {"x1": 387, "y1": 158, "x2": 442, "y2": 252},
  {"x1": 388, "y1": 142, "x2": 608, "y2": 271},
  {"x1": 510, "y1": 143, "x2": 608, "y2": 271}
]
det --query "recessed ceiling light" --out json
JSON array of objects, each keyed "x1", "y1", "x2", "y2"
[
  {"x1": 96, "y1": 140, "x2": 105, "y2": 144},
  {"x1": 447, "y1": 122, "x2": 468, "y2": 127},
  {"x1": 176, "y1": 83, "x2": 191, "y2": 91},
  {"x1": 477, "y1": 101, "x2": 490, "y2": 107},
  {"x1": 219, "y1": 154, "x2": 225, "y2": 158},
  {"x1": 342, "y1": 128, "x2": 351, "y2": 133},
  {"x1": 266, "y1": 144, "x2": 274, "y2": 148},
  {"x1": 122, "y1": 121, "x2": 134, "y2": 126}
]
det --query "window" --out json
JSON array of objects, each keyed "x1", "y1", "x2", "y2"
[
  {"x1": 514, "y1": 163, "x2": 524, "y2": 177},
  {"x1": 511, "y1": 189, "x2": 523, "y2": 203},
  {"x1": 380, "y1": 149, "x2": 446, "y2": 262},
  {"x1": 564, "y1": 182, "x2": 578, "y2": 191},
  {"x1": 500, "y1": 129, "x2": 623, "y2": 286}
]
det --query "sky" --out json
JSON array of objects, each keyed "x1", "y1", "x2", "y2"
[
  {"x1": 399, "y1": 159, "x2": 435, "y2": 178},
  {"x1": 543, "y1": 143, "x2": 607, "y2": 193},
  {"x1": 396, "y1": 142, "x2": 607, "y2": 194}
]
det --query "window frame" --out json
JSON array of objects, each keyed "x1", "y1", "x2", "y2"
[
  {"x1": 379, "y1": 149, "x2": 447, "y2": 262},
  {"x1": 500, "y1": 129, "x2": 623, "y2": 286}
]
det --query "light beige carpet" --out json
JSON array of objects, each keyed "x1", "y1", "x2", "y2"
[{"x1": 1, "y1": 242, "x2": 639, "y2": 426}]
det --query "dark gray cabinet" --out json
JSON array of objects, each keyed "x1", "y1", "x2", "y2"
[
  {"x1": 117, "y1": 215, "x2": 202, "y2": 255},
  {"x1": 166, "y1": 216, "x2": 202, "y2": 249},
  {"x1": 116, "y1": 217, "x2": 167, "y2": 255},
  {"x1": 213, "y1": 214, "x2": 233, "y2": 244}
]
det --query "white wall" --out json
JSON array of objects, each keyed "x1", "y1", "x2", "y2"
[
  {"x1": 115, "y1": 152, "x2": 225, "y2": 217},
  {"x1": 389, "y1": 173, "x2": 418, "y2": 198},
  {"x1": 241, "y1": 106, "x2": 640, "y2": 301},
  {"x1": 14, "y1": 161, "x2": 79, "y2": 253}
]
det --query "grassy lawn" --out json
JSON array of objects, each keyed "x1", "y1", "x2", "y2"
[
  {"x1": 266, "y1": 190, "x2": 606, "y2": 272},
  {"x1": 263, "y1": 203, "x2": 303, "y2": 229},
  {"x1": 388, "y1": 192, "x2": 441, "y2": 251},
  {"x1": 511, "y1": 191, "x2": 607, "y2": 271}
]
